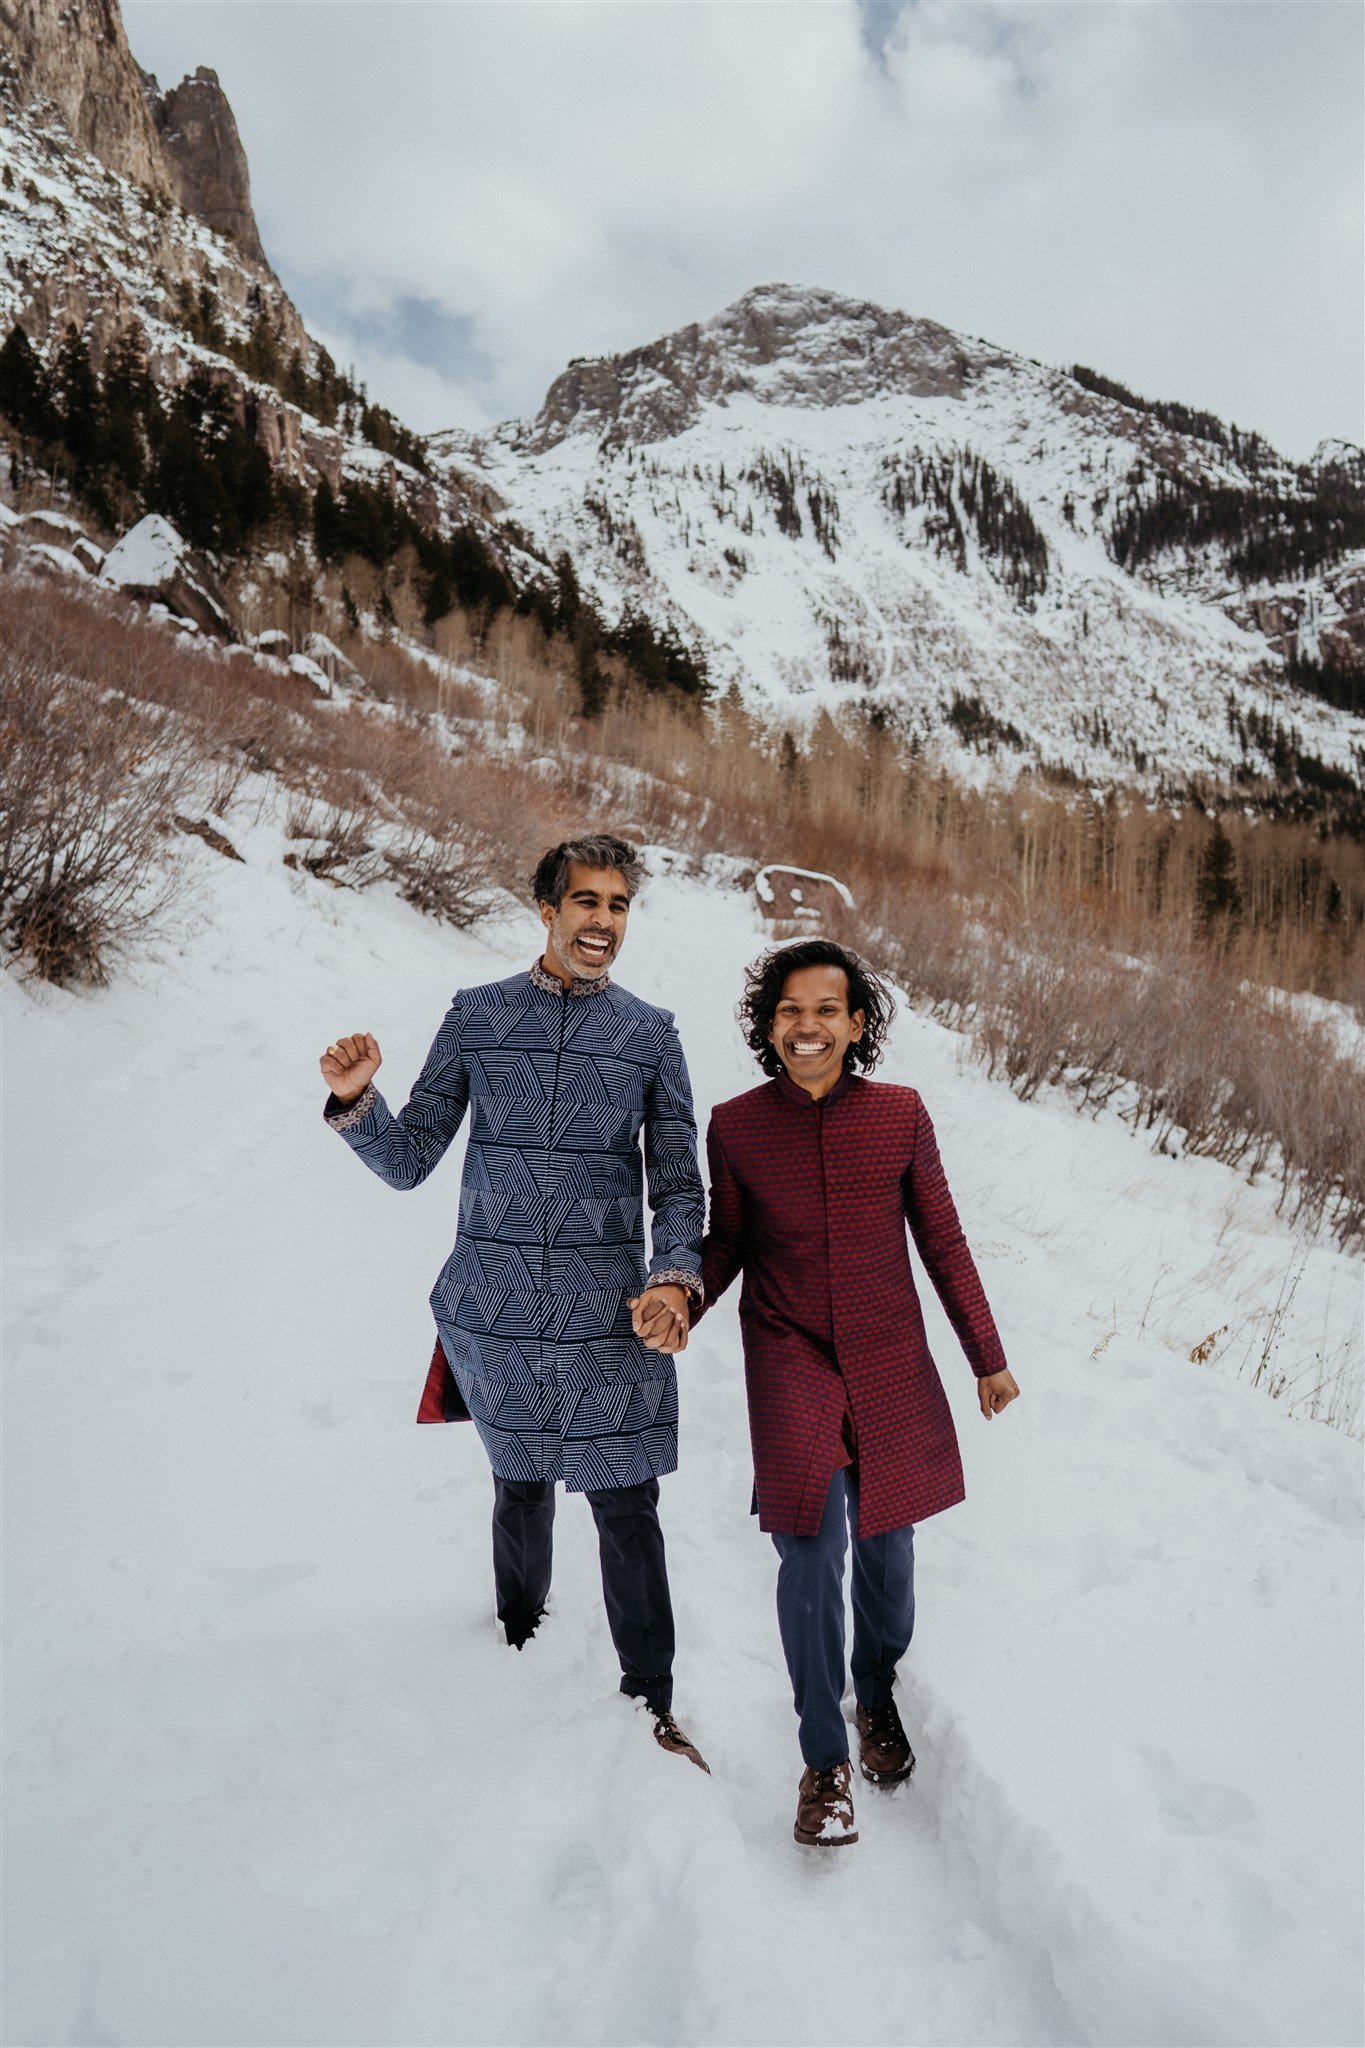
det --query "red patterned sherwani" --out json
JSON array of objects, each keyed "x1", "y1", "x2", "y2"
[{"x1": 695, "y1": 1069, "x2": 1007, "y2": 1539}]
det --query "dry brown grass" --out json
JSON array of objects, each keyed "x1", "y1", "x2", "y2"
[
  {"x1": 863, "y1": 885, "x2": 1365, "y2": 1246},
  {"x1": 3, "y1": 567, "x2": 1361, "y2": 1244}
]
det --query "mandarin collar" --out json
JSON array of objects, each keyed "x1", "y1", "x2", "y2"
[
  {"x1": 774, "y1": 1067, "x2": 855, "y2": 1108},
  {"x1": 529, "y1": 956, "x2": 610, "y2": 998}
]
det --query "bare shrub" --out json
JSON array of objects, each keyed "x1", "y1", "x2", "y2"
[
  {"x1": 873, "y1": 884, "x2": 1365, "y2": 1249},
  {"x1": 384, "y1": 826, "x2": 500, "y2": 927},
  {"x1": 0, "y1": 643, "x2": 201, "y2": 984}
]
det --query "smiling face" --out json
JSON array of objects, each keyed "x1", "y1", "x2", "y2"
[
  {"x1": 539, "y1": 862, "x2": 632, "y2": 982},
  {"x1": 769, "y1": 963, "x2": 865, "y2": 1099}
]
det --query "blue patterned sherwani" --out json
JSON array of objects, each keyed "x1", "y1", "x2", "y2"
[{"x1": 326, "y1": 963, "x2": 705, "y2": 1491}]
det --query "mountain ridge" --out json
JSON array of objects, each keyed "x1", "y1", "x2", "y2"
[
  {"x1": 2, "y1": 0, "x2": 1362, "y2": 801},
  {"x1": 433, "y1": 281, "x2": 1365, "y2": 787}
]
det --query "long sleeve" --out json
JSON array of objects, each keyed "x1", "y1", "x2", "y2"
[
  {"x1": 324, "y1": 1000, "x2": 470, "y2": 1192},
  {"x1": 691, "y1": 1117, "x2": 746, "y2": 1327},
  {"x1": 901, "y1": 1095, "x2": 1007, "y2": 1380},
  {"x1": 642, "y1": 1015, "x2": 705, "y2": 1295}
]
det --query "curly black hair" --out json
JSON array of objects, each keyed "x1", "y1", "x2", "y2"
[{"x1": 738, "y1": 939, "x2": 896, "y2": 1077}]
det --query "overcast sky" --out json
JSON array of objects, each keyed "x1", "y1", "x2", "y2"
[{"x1": 122, "y1": 1, "x2": 1363, "y2": 459}]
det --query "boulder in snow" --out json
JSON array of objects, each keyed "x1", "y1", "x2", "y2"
[
  {"x1": 102, "y1": 515, "x2": 234, "y2": 641},
  {"x1": 69, "y1": 535, "x2": 105, "y2": 574},
  {"x1": 25, "y1": 542, "x2": 91, "y2": 578},
  {"x1": 303, "y1": 632, "x2": 366, "y2": 689},
  {"x1": 755, "y1": 863, "x2": 855, "y2": 935},
  {"x1": 14, "y1": 509, "x2": 91, "y2": 547},
  {"x1": 287, "y1": 652, "x2": 332, "y2": 698}
]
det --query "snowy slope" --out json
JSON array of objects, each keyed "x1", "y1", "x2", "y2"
[
  {"x1": 5, "y1": 816, "x2": 1362, "y2": 2046},
  {"x1": 435, "y1": 285, "x2": 1365, "y2": 789}
]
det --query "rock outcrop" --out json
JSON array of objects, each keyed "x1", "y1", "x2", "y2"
[
  {"x1": 0, "y1": 0, "x2": 266, "y2": 261},
  {"x1": 143, "y1": 65, "x2": 265, "y2": 263},
  {"x1": 102, "y1": 513, "x2": 233, "y2": 638},
  {"x1": 524, "y1": 283, "x2": 1008, "y2": 452},
  {"x1": 0, "y1": 0, "x2": 172, "y2": 196}
]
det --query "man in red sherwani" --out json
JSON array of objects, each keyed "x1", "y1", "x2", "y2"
[{"x1": 688, "y1": 938, "x2": 1019, "y2": 1848}]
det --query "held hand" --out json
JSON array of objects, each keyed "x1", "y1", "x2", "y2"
[
  {"x1": 320, "y1": 1031, "x2": 382, "y2": 1104},
  {"x1": 629, "y1": 1285, "x2": 690, "y2": 1354},
  {"x1": 978, "y1": 1368, "x2": 1020, "y2": 1419}
]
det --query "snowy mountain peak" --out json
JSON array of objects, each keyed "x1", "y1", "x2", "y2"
[
  {"x1": 521, "y1": 283, "x2": 1009, "y2": 452},
  {"x1": 1312, "y1": 436, "x2": 1365, "y2": 477},
  {"x1": 451, "y1": 282, "x2": 1365, "y2": 789}
]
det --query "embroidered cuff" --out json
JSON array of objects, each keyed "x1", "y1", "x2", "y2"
[
  {"x1": 325, "y1": 1081, "x2": 378, "y2": 1131},
  {"x1": 648, "y1": 1267, "x2": 704, "y2": 1308}
]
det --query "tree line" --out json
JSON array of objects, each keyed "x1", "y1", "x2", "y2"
[
  {"x1": 883, "y1": 447, "x2": 1049, "y2": 603},
  {"x1": 0, "y1": 319, "x2": 709, "y2": 712},
  {"x1": 168, "y1": 280, "x2": 427, "y2": 470},
  {"x1": 0, "y1": 321, "x2": 295, "y2": 554},
  {"x1": 1109, "y1": 462, "x2": 1365, "y2": 588}
]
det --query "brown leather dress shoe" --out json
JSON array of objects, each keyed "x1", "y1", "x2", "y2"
[
  {"x1": 793, "y1": 1760, "x2": 859, "y2": 1846},
  {"x1": 855, "y1": 1700, "x2": 916, "y2": 1784},
  {"x1": 652, "y1": 1710, "x2": 711, "y2": 1773}
]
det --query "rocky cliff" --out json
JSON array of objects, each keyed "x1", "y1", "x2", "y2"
[
  {"x1": 0, "y1": 0, "x2": 266, "y2": 261},
  {"x1": 0, "y1": 0, "x2": 170, "y2": 194},
  {"x1": 143, "y1": 64, "x2": 264, "y2": 263},
  {"x1": 527, "y1": 284, "x2": 1002, "y2": 452},
  {"x1": 0, "y1": 0, "x2": 485, "y2": 548}
]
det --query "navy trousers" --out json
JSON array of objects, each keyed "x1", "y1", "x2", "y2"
[
  {"x1": 491, "y1": 1475, "x2": 675, "y2": 1713},
  {"x1": 771, "y1": 1466, "x2": 916, "y2": 1770}
]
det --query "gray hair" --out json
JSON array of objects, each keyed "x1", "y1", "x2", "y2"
[{"x1": 530, "y1": 835, "x2": 646, "y2": 907}]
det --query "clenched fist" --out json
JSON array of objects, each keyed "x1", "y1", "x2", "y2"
[
  {"x1": 320, "y1": 1031, "x2": 382, "y2": 1104},
  {"x1": 977, "y1": 1368, "x2": 1020, "y2": 1419}
]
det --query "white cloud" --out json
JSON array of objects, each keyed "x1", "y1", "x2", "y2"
[{"x1": 124, "y1": 0, "x2": 1363, "y2": 458}]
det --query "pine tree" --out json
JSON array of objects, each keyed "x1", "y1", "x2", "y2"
[
  {"x1": 1197, "y1": 819, "x2": 1243, "y2": 929},
  {"x1": 553, "y1": 550, "x2": 582, "y2": 633},
  {"x1": 283, "y1": 349, "x2": 310, "y2": 410},
  {"x1": 53, "y1": 323, "x2": 100, "y2": 469},
  {"x1": 312, "y1": 477, "x2": 343, "y2": 564},
  {"x1": 101, "y1": 330, "x2": 159, "y2": 498},
  {"x1": 196, "y1": 283, "x2": 226, "y2": 351},
  {"x1": 0, "y1": 325, "x2": 56, "y2": 441},
  {"x1": 778, "y1": 730, "x2": 808, "y2": 796},
  {"x1": 244, "y1": 303, "x2": 280, "y2": 386}
]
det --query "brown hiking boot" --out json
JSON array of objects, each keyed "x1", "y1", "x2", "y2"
[
  {"x1": 652, "y1": 1710, "x2": 711, "y2": 1774},
  {"x1": 793, "y1": 1760, "x2": 858, "y2": 1847},
  {"x1": 856, "y1": 1699, "x2": 916, "y2": 1784}
]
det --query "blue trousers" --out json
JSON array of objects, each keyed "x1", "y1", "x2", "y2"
[
  {"x1": 771, "y1": 1467, "x2": 916, "y2": 1769},
  {"x1": 492, "y1": 1476, "x2": 675, "y2": 1713}
]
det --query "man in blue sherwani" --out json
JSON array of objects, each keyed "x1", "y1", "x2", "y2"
[{"x1": 320, "y1": 835, "x2": 708, "y2": 1766}]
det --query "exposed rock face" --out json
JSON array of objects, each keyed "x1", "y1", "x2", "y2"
[
  {"x1": 0, "y1": 0, "x2": 171, "y2": 195},
  {"x1": 1227, "y1": 564, "x2": 1365, "y2": 671},
  {"x1": 144, "y1": 65, "x2": 265, "y2": 263},
  {"x1": 0, "y1": 0, "x2": 266, "y2": 260},
  {"x1": 524, "y1": 283, "x2": 1009, "y2": 451}
]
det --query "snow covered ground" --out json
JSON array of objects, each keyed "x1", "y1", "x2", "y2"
[{"x1": 4, "y1": 816, "x2": 1362, "y2": 2048}]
